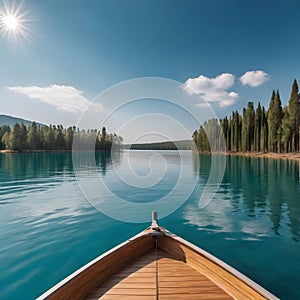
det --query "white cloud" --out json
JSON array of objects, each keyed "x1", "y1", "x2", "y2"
[
  {"x1": 8, "y1": 84, "x2": 103, "y2": 113},
  {"x1": 183, "y1": 73, "x2": 238, "y2": 107},
  {"x1": 240, "y1": 70, "x2": 269, "y2": 87},
  {"x1": 195, "y1": 102, "x2": 211, "y2": 108}
]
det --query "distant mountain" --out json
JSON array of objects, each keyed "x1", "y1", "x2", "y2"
[
  {"x1": 0, "y1": 114, "x2": 45, "y2": 128},
  {"x1": 124, "y1": 140, "x2": 192, "y2": 150}
]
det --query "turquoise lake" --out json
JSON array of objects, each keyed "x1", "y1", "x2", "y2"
[{"x1": 0, "y1": 151, "x2": 300, "y2": 299}]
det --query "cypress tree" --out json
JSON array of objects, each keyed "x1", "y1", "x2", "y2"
[
  {"x1": 230, "y1": 111, "x2": 241, "y2": 152},
  {"x1": 241, "y1": 103, "x2": 255, "y2": 151},
  {"x1": 267, "y1": 90, "x2": 275, "y2": 152},
  {"x1": 236, "y1": 111, "x2": 242, "y2": 152},
  {"x1": 281, "y1": 107, "x2": 292, "y2": 152},
  {"x1": 230, "y1": 113, "x2": 234, "y2": 151},
  {"x1": 242, "y1": 108, "x2": 247, "y2": 151},
  {"x1": 220, "y1": 117, "x2": 230, "y2": 151},
  {"x1": 246, "y1": 102, "x2": 255, "y2": 151},
  {"x1": 287, "y1": 79, "x2": 300, "y2": 151},
  {"x1": 261, "y1": 107, "x2": 268, "y2": 153},
  {"x1": 101, "y1": 126, "x2": 107, "y2": 146},
  {"x1": 268, "y1": 90, "x2": 282, "y2": 152},
  {"x1": 254, "y1": 103, "x2": 262, "y2": 151},
  {"x1": 192, "y1": 130, "x2": 198, "y2": 151}
]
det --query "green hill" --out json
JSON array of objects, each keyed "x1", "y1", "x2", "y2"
[{"x1": 0, "y1": 114, "x2": 45, "y2": 128}]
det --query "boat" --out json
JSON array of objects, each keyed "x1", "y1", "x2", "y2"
[{"x1": 37, "y1": 212, "x2": 279, "y2": 300}]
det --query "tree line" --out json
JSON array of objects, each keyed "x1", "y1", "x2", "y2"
[
  {"x1": 128, "y1": 140, "x2": 192, "y2": 150},
  {"x1": 193, "y1": 79, "x2": 300, "y2": 153},
  {"x1": 0, "y1": 123, "x2": 123, "y2": 152}
]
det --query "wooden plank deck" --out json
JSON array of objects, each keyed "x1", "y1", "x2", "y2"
[{"x1": 85, "y1": 249, "x2": 233, "y2": 300}]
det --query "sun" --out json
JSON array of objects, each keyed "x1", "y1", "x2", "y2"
[
  {"x1": 0, "y1": 0, "x2": 31, "y2": 42},
  {"x1": 2, "y1": 14, "x2": 19, "y2": 30}
]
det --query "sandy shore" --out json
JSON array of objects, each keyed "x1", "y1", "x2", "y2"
[
  {"x1": 0, "y1": 150, "x2": 18, "y2": 153},
  {"x1": 226, "y1": 151, "x2": 300, "y2": 161}
]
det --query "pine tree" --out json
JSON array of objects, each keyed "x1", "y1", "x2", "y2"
[
  {"x1": 0, "y1": 125, "x2": 11, "y2": 150},
  {"x1": 55, "y1": 125, "x2": 64, "y2": 150},
  {"x1": 64, "y1": 127, "x2": 74, "y2": 150},
  {"x1": 11, "y1": 123, "x2": 27, "y2": 151},
  {"x1": 1, "y1": 131, "x2": 11, "y2": 150},
  {"x1": 27, "y1": 122, "x2": 39, "y2": 150}
]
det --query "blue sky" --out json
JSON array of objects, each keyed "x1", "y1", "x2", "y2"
[{"x1": 1, "y1": 0, "x2": 300, "y2": 142}]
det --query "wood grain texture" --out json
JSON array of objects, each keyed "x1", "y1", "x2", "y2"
[
  {"x1": 39, "y1": 234, "x2": 154, "y2": 300},
  {"x1": 38, "y1": 227, "x2": 277, "y2": 300},
  {"x1": 85, "y1": 249, "x2": 232, "y2": 300},
  {"x1": 158, "y1": 235, "x2": 268, "y2": 300}
]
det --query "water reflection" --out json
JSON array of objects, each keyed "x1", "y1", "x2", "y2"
[
  {"x1": 0, "y1": 153, "x2": 75, "y2": 203},
  {"x1": 74, "y1": 150, "x2": 194, "y2": 222},
  {"x1": 190, "y1": 154, "x2": 300, "y2": 242},
  {"x1": 95, "y1": 151, "x2": 112, "y2": 175},
  {"x1": 0, "y1": 151, "x2": 299, "y2": 300},
  {"x1": 0, "y1": 153, "x2": 74, "y2": 181},
  {"x1": 0, "y1": 151, "x2": 121, "y2": 181}
]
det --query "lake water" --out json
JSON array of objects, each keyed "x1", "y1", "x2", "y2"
[{"x1": 0, "y1": 151, "x2": 300, "y2": 299}]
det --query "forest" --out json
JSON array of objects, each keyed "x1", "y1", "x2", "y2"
[
  {"x1": 127, "y1": 140, "x2": 192, "y2": 150},
  {"x1": 0, "y1": 123, "x2": 123, "y2": 152},
  {"x1": 193, "y1": 79, "x2": 300, "y2": 153},
  {"x1": 1, "y1": 79, "x2": 299, "y2": 154}
]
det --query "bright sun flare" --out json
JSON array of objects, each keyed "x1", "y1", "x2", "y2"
[
  {"x1": 3, "y1": 14, "x2": 19, "y2": 30},
  {"x1": 0, "y1": 0, "x2": 31, "y2": 42}
]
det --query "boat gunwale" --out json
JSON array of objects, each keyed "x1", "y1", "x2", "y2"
[
  {"x1": 36, "y1": 230, "x2": 156, "y2": 300},
  {"x1": 37, "y1": 226, "x2": 279, "y2": 300},
  {"x1": 160, "y1": 227, "x2": 279, "y2": 300}
]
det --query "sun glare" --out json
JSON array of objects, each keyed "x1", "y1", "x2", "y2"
[
  {"x1": 3, "y1": 14, "x2": 19, "y2": 30},
  {"x1": 0, "y1": 0, "x2": 31, "y2": 43}
]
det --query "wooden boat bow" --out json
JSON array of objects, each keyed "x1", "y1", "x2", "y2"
[{"x1": 37, "y1": 212, "x2": 279, "y2": 300}]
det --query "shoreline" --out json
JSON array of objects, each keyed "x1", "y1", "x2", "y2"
[
  {"x1": 0, "y1": 150, "x2": 111, "y2": 154},
  {"x1": 225, "y1": 151, "x2": 300, "y2": 161},
  {"x1": 0, "y1": 150, "x2": 72, "y2": 154},
  {"x1": 1, "y1": 149, "x2": 300, "y2": 161},
  {"x1": 194, "y1": 151, "x2": 300, "y2": 161},
  {"x1": 0, "y1": 150, "x2": 18, "y2": 153}
]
